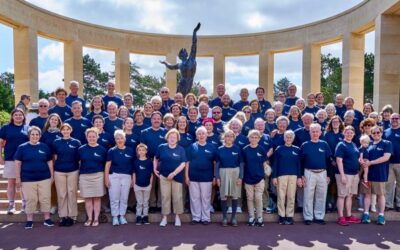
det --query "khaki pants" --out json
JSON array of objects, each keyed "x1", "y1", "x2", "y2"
[
  {"x1": 277, "y1": 175, "x2": 297, "y2": 217},
  {"x1": 21, "y1": 179, "x2": 51, "y2": 214},
  {"x1": 262, "y1": 176, "x2": 269, "y2": 208},
  {"x1": 303, "y1": 170, "x2": 328, "y2": 221},
  {"x1": 134, "y1": 184, "x2": 151, "y2": 216},
  {"x1": 160, "y1": 175, "x2": 183, "y2": 215},
  {"x1": 54, "y1": 171, "x2": 79, "y2": 218},
  {"x1": 385, "y1": 163, "x2": 400, "y2": 208},
  {"x1": 245, "y1": 180, "x2": 264, "y2": 219}
]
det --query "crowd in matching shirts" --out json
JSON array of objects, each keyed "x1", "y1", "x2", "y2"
[{"x1": 0, "y1": 80, "x2": 399, "y2": 230}]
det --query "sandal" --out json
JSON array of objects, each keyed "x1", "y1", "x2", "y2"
[
  {"x1": 92, "y1": 220, "x2": 99, "y2": 227},
  {"x1": 84, "y1": 220, "x2": 92, "y2": 227}
]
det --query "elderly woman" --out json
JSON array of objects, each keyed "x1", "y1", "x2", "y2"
[
  {"x1": 272, "y1": 130, "x2": 302, "y2": 225},
  {"x1": 325, "y1": 103, "x2": 337, "y2": 121},
  {"x1": 15, "y1": 126, "x2": 53, "y2": 229},
  {"x1": 273, "y1": 101, "x2": 284, "y2": 118},
  {"x1": 86, "y1": 95, "x2": 108, "y2": 122},
  {"x1": 93, "y1": 115, "x2": 114, "y2": 150},
  {"x1": 288, "y1": 106, "x2": 303, "y2": 132},
  {"x1": 316, "y1": 109, "x2": 329, "y2": 132},
  {"x1": 186, "y1": 126, "x2": 217, "y2": 225},
  {"x1": 154, "y1": 129, "x2": 187, "y2": 227},
  {"x1": 163, "y1": 113, "x2": 175, "y2": 131},
  {"x1": 227, "y1": 118, "x2": 248, "y2": 149},
  {"x1": 52, "y1": 123, "x2": 81, "y2": 227},
  {"x1": 105, "y1": 130, "x2": 135, "y2": 226},
  {"x1": 117, "y1": 106, "x2": 130, "y2": 120},
  {"x1": 78, "y1": 128, "x2": 107, "y2": 227},
  {"x1": 335, "y1": 126, "x2": 362, "y2": 226},
  {"x1": 265, "y1": 109, "x2": 277, "y2": 135},
  {"x1": 271, "y1": 116, "x2": 289, "y2": 149},
  {"x1": 360, "y1": 125, "x2": 392, "y2": 225},
  {"x1": 0, "y1": 108, "x2": 29, "y2": 214},
  {"x1": 295, "y1": 98, "x2": 306, "y2": 113},
  {"x1": 216, "y1": 129, "x2": 243, "y2": 226}
]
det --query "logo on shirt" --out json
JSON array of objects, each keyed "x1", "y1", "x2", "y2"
[
  {"x1": 159, "y1": 135, "x2": 164, "y2": 139},
  {"x1": 232, "y1": 152, "x2": 238, "y2": 156},
  {"x1": 94, "y1": 153, "x2": 101, "y2": 157},
  {"x1": 318, "y1": 148, "x2": 325, "y2": 153},
  {"x1": 228, "y1": 113, "x2": 234, "y2": 116},
  {"x1": 292, "y1": 151, "x2": 298, "y2": 156},
  {"x1": 264, "y1": 141, "x2": 269, "y2": 146},
  {"x1": 212, "y1": 141, "x2": 218, "y2": 145},
  {"x1": 257, "y1": 153, "x2": 262, "y2": 157},
  {"x1": 38, "y1": 150, "x2": 46, "y2": 154},
  {"x1": 139, "y1": 165, "x2": 146, "y2": 170},
  {"x1": 65, "y1": 112, "x2": 70, "y2": 116},
  {"x1": 131, "y1": 139, "x2": 136, "y2": 143},
  {"x1": 124, "y1": 154, "x2": 132, "y2": 158},
  {"x1": 172, "y1": 153, "x2": 179, "y2": 157},
  {"x1": 101, "y1": 138, "x2": 108, "y2": 142},
  {"x1": 395, "y1": 134, "x2": 400, "y2": 138},
  {"x1": 239, "y1": 141, "x2": 244, "y2": 145},
  {"x1": 187, "y1": 137, "x2": 192, "y2": 141},
  {"x1": 114, "y1": 126, "x2": 119, "y2": 130},
  {"x1": 377, "y1": 147, "x2": 383, "y2": 151},
  {"x1": 81, "y1": 124, "x2": 88, "y2": 128},
  {"x1": 205, "y1": 149, "x2": 211, "y2": 153},
  {"x1": 68, "y1": 145, "x2": 76, "y2": 149}
]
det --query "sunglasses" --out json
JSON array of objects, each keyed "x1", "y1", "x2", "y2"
[
  {"x1": 372, "y1": 131, "x2": 381, "y2": 135},
  {"x1": 391, "y1": 118, "x2": 399, "y2": 120},
  {"x1": 213, "y1": 112, "x2": 221, "y2": 114}
]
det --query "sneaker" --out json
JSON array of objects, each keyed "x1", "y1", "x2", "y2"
[
  {"x1": 314, "y1": 219, "x2": 326, "y2": 225},
  {"x1": 112, "y1": 216, "x2": 120, "y2": 226},
  {"x1": 227, "y1": 207, "x2": 232, "y2": 214},
  {"x1": 142, "y1": 216, "x2": 150, "y2": 225},
  {"x1": 43, "y1": 219, "x2": 55, "y2": 227},
  {"x1": 25, "y1": 221, "x2": 33, "y2": 229},
  {"x1": 278, "y1": 216, "x2": 285, "y2": 225},
  {"x1": 304, "y1": 220, "x2": 312, "y2": 225},
  {"x1": 337, "y1": 216, "x2": 349, "y2": 226},
  {"x1": 285, "y1": 217, "x2": 294, "y2": 225},
  {"x1": 202, "y1": 220, "x2": 210, "y2": 225},
  {"x1": 65, "y1": 217, "x2": 74, "y2": 227},
  {"x1": 376, "y1": 215, "x2": 385, "y2": 225},
  {"x1": 7, "y1": 204, "x2": 15, "y2": 215},
  {"x1": 190, "y1": 220, "x2": 200, "y2": 225},
  {"x1": 174, "y1": 217, "x2": 181, "y2": 227},
  {"x1": 396, "y1": 207, "x2": 400, "y2": 212},
  {"x1": 136, "y1": 216, "x2": 142, "y2": 225},
  {"x1": 357, "y1": 207, "x2": 365, "y2": 212},
  {"x1": 231, "y1": 217, "x2": 238, "y2": 227},
  {"x1": 256, "y1": 217, "x2": 264, "y2": 227},
  {"x1": 119, "y1": 216, "x2": 128, "y2": 225},
  {"x1": 160, "y1": 217, "x2": 167, "y2": 227},
  {"x1": 265, "y1": 207, "x2": 273, "y2": 214},
  {"x1": 237, "y1": 207, "x2": 243, "y2": 213},
  {"x1": 346, "y1": 215, "x2": 361, "y2": 224},
  {"x1": 247, "y1": 217, "x2": 255, "y2": 226},
  {"x1": 210, "y1": 206, "x2": 215, "y2": 214},
  {"x1": 361, "y1": 213, "x2": 371, "y2": 224},
  {"x1": 371, "y1": 205, "x2": 377, "y2": 213},
  {"x1": 59, "y1": 217, "x2": 67, "y2": 227},
  {"x1": 222, "y1": 218, "x2": 228, "y2": 227},
  {"x1": 50, "y1": 207, "x2": 58, "y2": 215}
]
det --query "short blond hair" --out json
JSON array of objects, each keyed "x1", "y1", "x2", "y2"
[{"x1": 165, "y1": 128, "x2": 181, "y2": 141}]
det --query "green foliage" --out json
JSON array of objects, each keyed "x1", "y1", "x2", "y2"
[
  {"x1": 274, "y1": 77, "x2": 292, "y2": 100},
  {"x1": 39, "y1": 89, "x2": 52, "y2": 99},
  {"x1": 321, "y1": 53, "x2": 342, "y2": 104},
  {"x1": 0, "y1": 72, "x2": 15, "y2": 113},
  {"x1": 130, "y1": 69, "x2": 165, "y2": 106},
  {"x1": 83, "y1": 54, "x2": 109, "y2": 101},
  {"x1": 0, "y1": 111, "x2": 10, "y2": 126},
  {"x1": 364, "y1": 53, "x2": 374, "y2": 103}
]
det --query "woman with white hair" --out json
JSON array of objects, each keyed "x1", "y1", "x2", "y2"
[
  {"x1": 316, "y1": 109, "x2": 329, "y2": 132},
  {"x1": 325, "y1": 103, "x2": 336, "y2": 121}
]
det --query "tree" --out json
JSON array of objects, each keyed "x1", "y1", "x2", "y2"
[
  {"x1": 320, "y1": 53, "x2": 342, "y2": 104},
  {"x1": 0, "y1": 72, "x2": 15, "y2": 113},
  {"x1": 83, "y1": 54, "x2": 109, "y2": 101},
  {"x1": 274, "y1": 77, "x2": 292, "y2": 100},
  {"x1": 39, "y1": 89, "x2": 52, "y2": 99},
  {"x1": 364, "y1": 53, "x2": 374, "y2": 103}
]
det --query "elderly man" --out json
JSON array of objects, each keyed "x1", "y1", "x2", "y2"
[
  {"x1": 66, "y1": 80, "x2": 87, "y2": 116},
  {"x1": 29, "y1": 98, "x2": 49, "y2": 130},
  {"x1": 159, "y1": 87, "x2": 174, "y2": 116},
  {"x1": 15, "y1": 94, "x2": 30, "y2": 114},
  {"x1": 384, "y1": 113, "x2": 400, "y2": 212},
  {"x1": 334, "y1": 94, "x2": 347, "y2": 119},
  {"x1": 300, "y1": 123, "x2": 333, "y2": 225},
  {"x1": 198, "y1": 102, "x2": 210, "y2": 123},
  {"x1": 233, "y1": 88, "x2": 250, "y2": 111},
  {"x1": 255, "y1": 87, "x2": 272, "y2": 115},
  {"x1": 221, "y1": 94, "x2": 237, "y2": 122},
  {"x1": 294, "y1": 113, "x2": 315, "y2": 147},
  {"x1": 285, "y1": 84, "x2": 299, "y2": 107},
  {"x1": 102, "y1": 81, "x2": 123, "y2": 108},
  {"x1": 345, "y1": 97, "x2": 364, "y2": 129},
  {"x1": 209, "y1": 83, "x2": 233, "y2": 108}
]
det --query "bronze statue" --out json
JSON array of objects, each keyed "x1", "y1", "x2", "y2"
[{"x1": 160, "y1": 22, "x2": 200, "y2": 97}]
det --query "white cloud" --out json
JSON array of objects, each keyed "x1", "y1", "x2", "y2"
[
  {"x1": 38, "y1": 66, "x2": 64, "y2": 92},
  {"x1": 26, "y1": 0, "x2": 67, "y2": 14},
  {"x1": 130, "y1": 54, "x2": 165, "y2": 76},
  {"x1": 38, "y1": 42, "x2": 64, "y2": 63},
  {"x1": 245, "y1": 12, "x2": 273, "y2": 30},
  {"x1": 83, "y1": 47, "x2": 115, "y2": 72}
]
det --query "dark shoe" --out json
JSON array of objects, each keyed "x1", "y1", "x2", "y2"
[
  {"x1": 25, "y1": 221, "x2": 33, "y2": 229},
  {"x1": 148, "y1": 207, "x2": 157, "y2": 214},
  {"x1": 127, "y1": 206, "x2": 136, "y2": 214},
  {"x1": 314, "y1": 219, "x2": 326, "y2": 225},
  {"x1": 385, "y1": 207, "x2": 394, "y2": 211},
  {"x1": 43, "y1": 219, "x2": 55, "y2": 227},
  {"x1": 247, "y1": 217, "x2": 255, "y2": 226},
  {"x1": 202, "y1": 221, "x2": 210, "y2": 225},
  {"x1": 142, "y1": 216, "x2": 150, "y2": 225},
  {"x1": 190, "y1": 220, "x2": 200, "y2": 225},
  {"x1": 59, "y1": 217, "x2": 67, "y2": 227},
  {"x1": 255, "y1": 217, "x2": 264, "y2": 227},
  {"x1": 136, "y1": 216, "x2": 142, "y2": 225},
  {"x1": 66, "y1": 217, "x2": 74, "y2": 227},
  {"x1": 304, "y1": 220, "x2": 312, "y2": 225},
  {"x1": 295, "y1": 207, "x2": 303, "y2": 213},
  {"x1": 155, "y1": 207, "x2": 162, "y2": 212},
  {"x1": 285, "y1": 217, "x2": 294, "y2": 225},
  {"x1": 278, "y1": 216, "x2": 285, "y2": 225},
  {"x1": 396, "y1": 207, "x2": 400, "y2": 212}
]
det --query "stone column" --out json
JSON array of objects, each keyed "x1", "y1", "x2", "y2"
[
  {"x1": 64, "y1": 40, "x2": 83, "y2": 96},
  {"x1": 165, "y1": 52, "x2": 177, "y2": 93},
  {"x1": 13, "y1": 27, "x2": 38, "y2": 104},
  {"x1": 374, "y1": 14, "x2": 400, "y2": 112},
  {"x1": 259, "y1": 51, "x2": 274, "y2": 101},
  {"x1": 115, "y1": 48, "x2": 130, "y2": 95},
  {"x1": 342, "y1": 33, "x2": 365, "y2": 110},
  {"x1": 213, "y1": 53, "x2": 225, "y2": 97},
  {"x1": 302, "y1": 44, "x2": 321, "y2": 98}
]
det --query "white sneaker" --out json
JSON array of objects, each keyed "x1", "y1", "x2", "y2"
[
  {"x1": 357, "y1": 207, "x2": 364, "y2": 212},
  {"x1": 175, "y1": 216, "x2": 181, "y2": 227},
  {"x1": 112, "y1": 216, "x2": 120, "y2": 226},
  {"x1": 160, "y1": 217, "x2": 167, "y2": 227},
  {"x1": 119, "y1": 216, "x2": 128, "y2": 225},
  {"x1": 227, "y1": 207, "x2": 232, "y2": 214},
  {"x1": 7, "y1": 204, "x2": 15, "y2": 215},
  {"x1": 371, "y1": 205, "x2": 377, "y2": 213},
  {"x1": 210, "y1": 206, "x2": 215, "y2": 213},
  {"x1": 237, "y1": 207, "x2": 243, "y2": 213}
]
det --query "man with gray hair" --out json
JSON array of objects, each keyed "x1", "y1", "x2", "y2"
[
  {"x1": 29, "y1": 98, "x2": 49, "y2": 130},
  {"x1": 103, "y1": 81, "x2": 123, "y2": 108},
  {"x1": 300, "y1": 123, "x2": 333, "y2": 225},
  {"x1": 66, "y1": 80, "x2": 87, "y2": 116}
]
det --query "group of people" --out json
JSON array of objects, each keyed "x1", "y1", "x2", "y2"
[{"x1": 0, "y1": 80, "x2": 399, "y2": 230}]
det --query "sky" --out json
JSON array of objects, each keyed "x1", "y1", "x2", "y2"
[{"x1": 0, "y1": 0, "x2": 375, "y2": 101}]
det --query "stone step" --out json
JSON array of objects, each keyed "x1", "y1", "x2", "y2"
[{"x1": 0, "y1": 211, "x2": 399, "y2": 224}]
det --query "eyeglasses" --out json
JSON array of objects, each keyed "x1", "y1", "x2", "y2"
[
  {"x1": 213, "y1": 112, "x2": 221, "y2": 114},
  {"x1": 39, "y1": 105, "x2": 48, "y2": 108},
  {"x1": 364, "y1": 124, "x2": 372, "y2": 127},
  {"x1": 160, "y1": 91, "x2": 168, "y2": 94},
  {"x1": 244, "y1": 111, "x2": 251, "y2": 114},
  {"x1": 391, "y1": 118, "x2": 399, "y2": 120},
  {"x1": 372, "y1": 131, "x2": 381, "y2": 135}
]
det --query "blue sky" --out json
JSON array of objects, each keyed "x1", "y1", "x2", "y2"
[{"x1": 0, "y1": 0, "x2": 375, "y2": 100}]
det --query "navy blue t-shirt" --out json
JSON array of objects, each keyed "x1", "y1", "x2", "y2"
[
  {"x1": 288, "y1": 119, "x2": 303, "y2": 131},
  {"x1": 234, "y1": 133, "x2": 249, "y2": 149},
  {"x1": 140, "y1": 127, "x2": 167, "y2": 158},
  {"x1": 125, "y1": 133, "x2": 139, "y2": 150},
  {"x1": 207, "y1": 133, "x2": 222, "y2": 148},
  {"x1": 143, "y1": 117, "x2": 152, "y2": 127},
  {"x1": 102, "y1": 95, "x2": 123, "y2": 108},
  {"x1": 242, "y1": 145, "x2": 266, "y2": 184},
  {"x1": 134, "y1": 159, "x2": 153, "y2": 187},
  {"x1": 133, "y1": 123, "x2": 149, "y2": 138},
  {"x1": 0, "y1": 123, "x2": 29, "y2": 161},
  {"x1": 216, "y1": 145, "x2": 243, "y2": 168},
  {"x1": 271, "y1": 133, "x2": 285, "y2": 149},
  {"x1": 187, "y1": 142, "x2": 217, "y2": 182},
  {"x1": 155, "y1": 144, "x2": 187, "y2": 183},
  {"x1": 213, "y1": 122, "x2": 224, "y2": 135},
  {"x1": 335, "y1": 105, "x2": 347, "y2": 119},
  {"x1": 258, "y1": 133, "x2": 273, "y2": 154},
  {"x1": 258, "y1": 99, "x2": 272, "y2": 114},
  {"x1": 107, "y1": 146, "x2": 135, "y2": 175},
  {"x1": 233, "y1": 101, "x2": 249, "y2": 112},
  {"x1": 14, "y1": 142, "x2": 52, "y2": 182},
  {"x1": 188, "y1": 120, "x2": 201, "y2": 138},
  {"x1": 66, "y1": 95, "x2": 87, "y2": 116},
  {"x1": 335, "y1": 141, "x2": 360, "y2": 175},
  {"x1": 294, "y1": 127, "x2": 310, "y2": 147},
  {"x1": 97, "y1": 131, "x2": 114, "y2": 150},
  {"x1": 272, "y1": 145, "x2": 301, "y2": 178},
  {"x1": 384, "y1": 127, "x2": 400, "y2": 164},
  {"x1": 104, "y1": 117, "x2": 123, "y2": 135},
  {"x1": 242, "y1": 119, "x2": 254, "y2": 136},
  {"x1": 52, "y1": 137, "x2": 81, "y2": 172},
  {"x1": 65, "y1": 117, "x2": 92, "y2": 144},
  {"x1": 40, "y1": 131, "x2": 62, "y2": 150},
  {"x1": 86, "y1": 111, "x2": 108, "y2": 123},
  {"x1": 29, "y1": 116, "x2": 48, "y2": 130},
  {"x1": 300, "y1": 140, "x2": 332, "y2": 170},
  {"x1": 209, "y1": 97, "x2": 233, "y2": 108},
  {"x1": 324, "y1": 131, "x2": 344, "y2": 153},
  {"x1": 221, "y1": 107, "x2": 237, "y2": 122},
  {"x1": 48, "y1": 105, "x2": 72, "y2": 121},
  {"x1": 285, "y1": 97, "x2": 299, "y2": 107},
  {"x1": 364, "y1": 140, "x2": 393, "y2": 182},
  {"x1": 265, "y1": 122, "x2": 277, "y2": 135},
  {"x1": 303, "y1": 106, "x2": 320, "y2": 116},
  {"x1": 78, "y1": 144, "x2": 107, "y2": 174}
]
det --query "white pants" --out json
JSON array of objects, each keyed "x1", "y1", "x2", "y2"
[
  {"x1": 303, "y1": 169, "x2": 328, "y2": 221},
  {"x1": 108, "y1": 173, "x2": 132, "y2": 217},
  {"x1": 189, "y1": 181, "x2": 212, "y2": 222}
]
